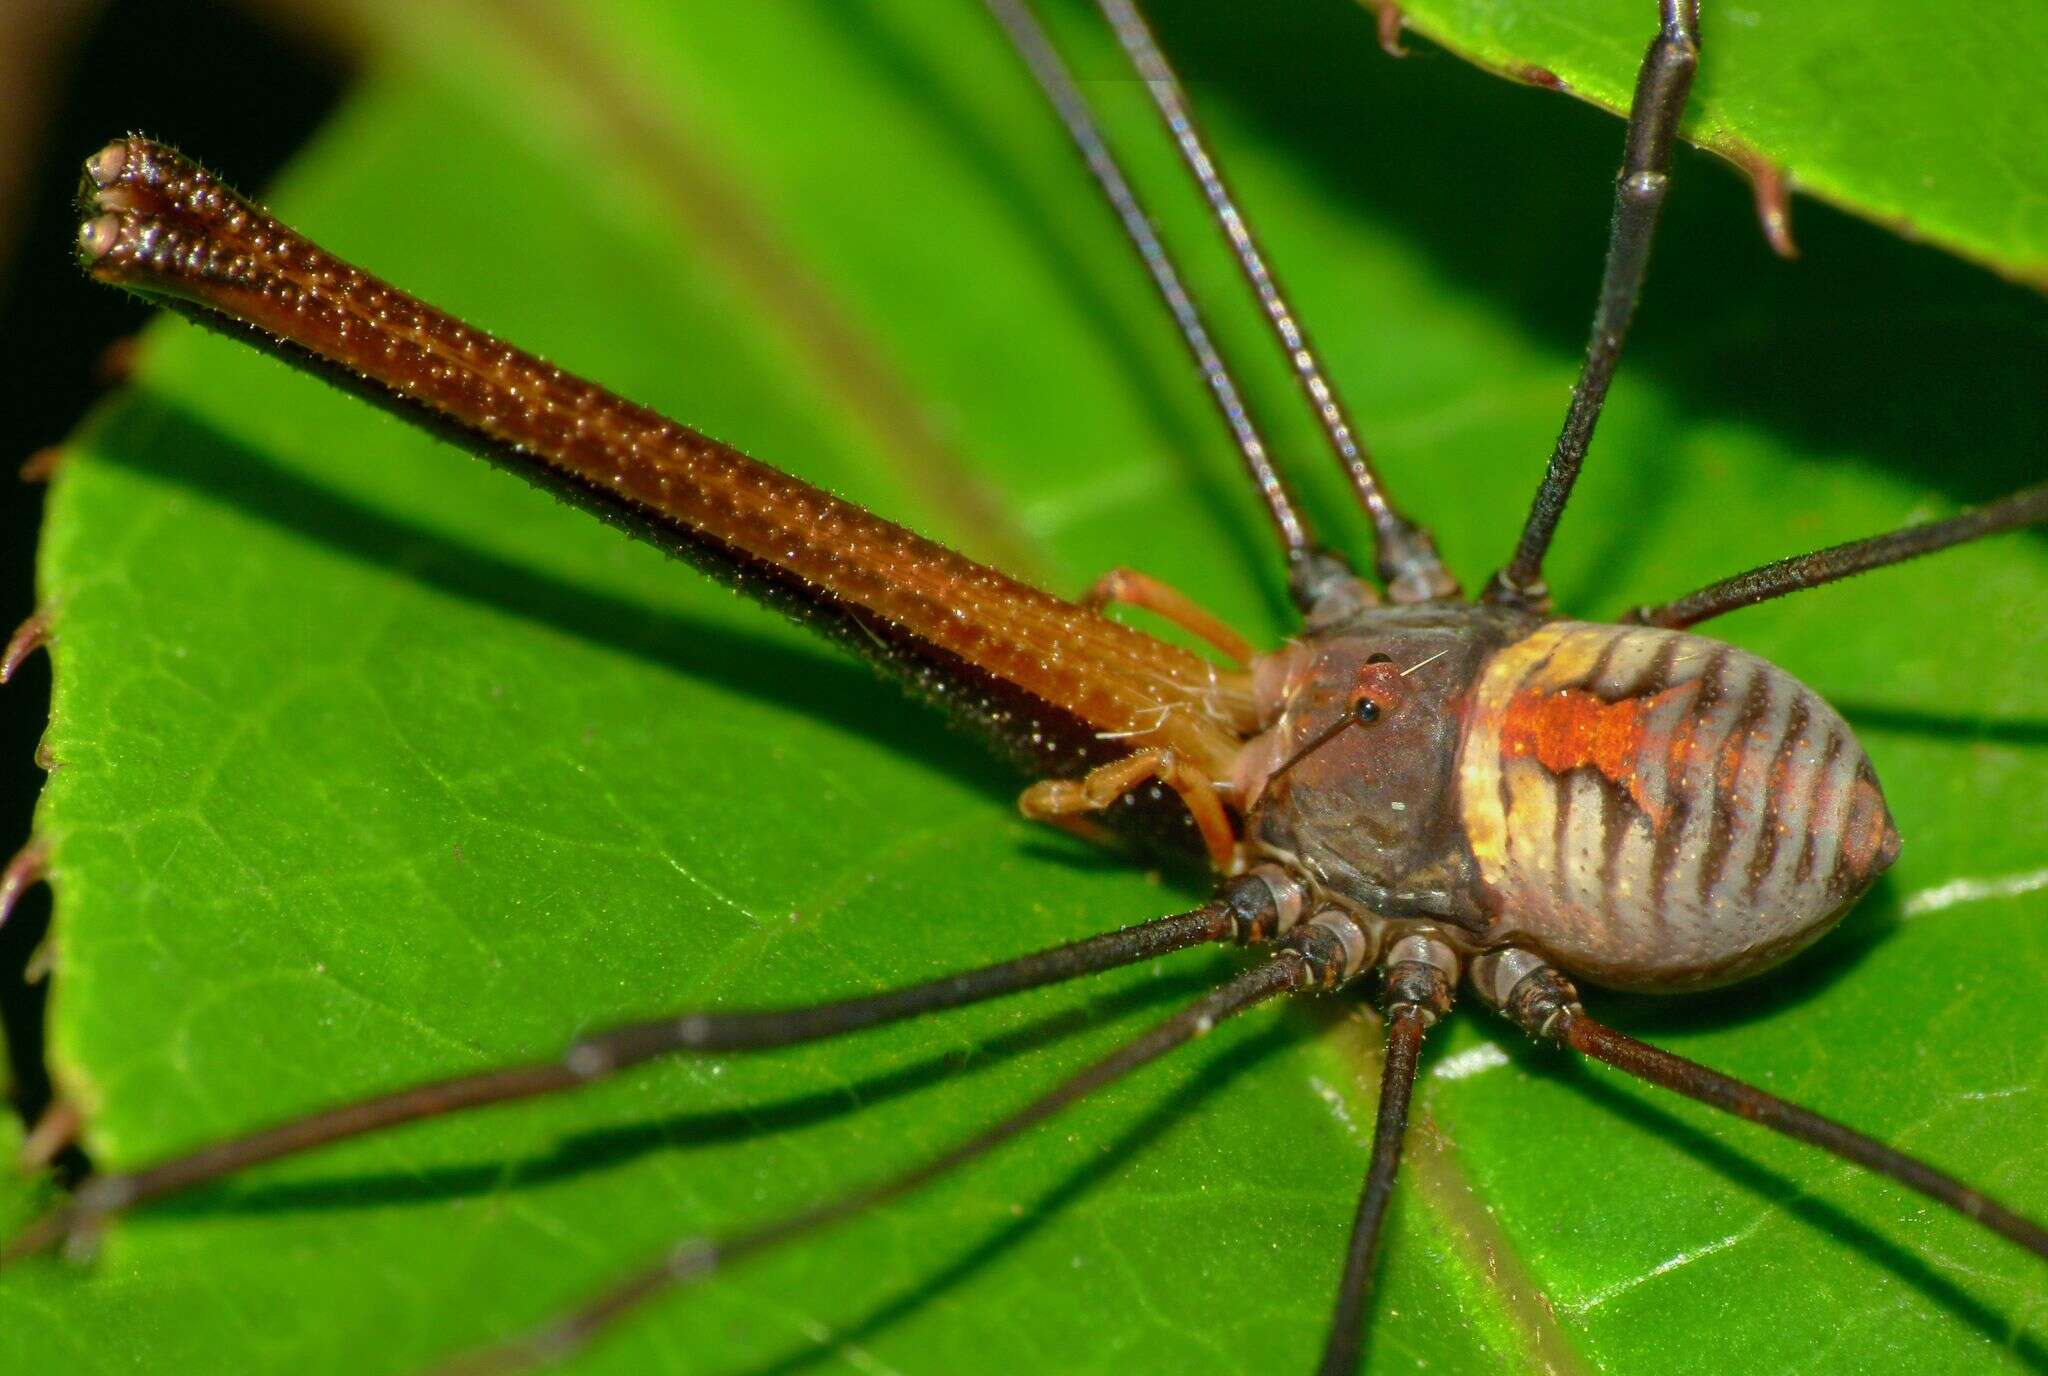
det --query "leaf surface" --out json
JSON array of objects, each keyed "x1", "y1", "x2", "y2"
[
  {"x1": 1371, "y1": 0, "x2": 2048, "y2": 287},
  {"x1": 4, "y1": 2, "x2": 2045, "y2": 1373}
]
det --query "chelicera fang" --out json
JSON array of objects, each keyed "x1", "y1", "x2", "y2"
[{"x1": 7, "y1": 0, "x2": 2046, "y2": 1370}]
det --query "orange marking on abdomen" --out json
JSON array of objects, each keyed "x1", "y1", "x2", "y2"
[{"x1": 1497, "y1": 684, "x2": 1692, "y2": 826}]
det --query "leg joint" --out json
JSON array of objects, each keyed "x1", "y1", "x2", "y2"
[
  {"x1": 1469, "y1": 947, "x2": 1580, "y2": 1040},
  {"x1": 1380, "y1": 930, "x2": 1459, "y2": 1023}
]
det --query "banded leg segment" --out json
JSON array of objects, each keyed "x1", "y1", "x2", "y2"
[
  {"x1": 1019, "y1": 748, "x2": 1238, "y2": 870},
  {"x1": 3, "y1": 897, "x2": 1285, "y2": 1265},
  {"x1": 1317, "y1": 933, "x2": 1458, "y2": 1376},
  {"x1": 1488, "y1": 1, "x2": 1699, "y2": 609},
  {"x1": 1474, "y1": 948, "x2": 2048, "y2": 1260}
]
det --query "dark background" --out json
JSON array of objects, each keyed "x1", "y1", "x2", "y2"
[{"x1": 0, "y1": 0, "x2": 346, "y2": 1145}]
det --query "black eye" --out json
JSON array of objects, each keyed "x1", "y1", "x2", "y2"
[
  {"x1": 1365, "y1": 652, "x2": 1394, "y2": 664},
  {"x1": 1352, "y1": 699, "x2": 1381, "y2": 724}
]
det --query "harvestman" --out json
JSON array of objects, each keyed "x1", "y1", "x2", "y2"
[{"x1": 10, "y1": 0, "x2": 2048, "y2": 1370}]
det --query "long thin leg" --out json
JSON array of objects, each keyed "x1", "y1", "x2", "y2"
[
  {"x1": 1626, "y1": 482, "x2": 2048, "y2": 629},
  {"x1": 433, "y1": 917, "x2": 1374, "y2": 1376},
  {"x1": 4, "y1": 895, "x2": 1276, "y2": 1264},
  {"x1": 1317, "y1": 1009, "x2": 1423, "y2": 1376},
  {"x1": 1478, "y1": 952, "x2": 2048, "y2": 1260},
  {"x1": 1487, "y1": 1, "x2": 1699, "y2": 609},
  {"x1": 1317, "y1": 934, "x2": 1457, "y2": 1376},
  {"x1": 1096, "y1": 0, "x2": 1456, "y2": 605},
  {"x1": 1561, "y1": 1011, "x2": 2048, "y2": 1256},
  {"x1": 983, "y1": 0, "x2": 1325, "y2": 590}
]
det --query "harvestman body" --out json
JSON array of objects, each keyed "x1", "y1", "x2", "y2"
[{"x1": 10, "y1": 0, "x2": 2048, "y2": 1371}]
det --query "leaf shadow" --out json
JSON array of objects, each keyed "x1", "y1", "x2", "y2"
[
  {"x1": 92, "y1": 400, "x2": 1023, "y2": 807},
  {"x1": 727, "y1": 1018, "x2": 1298, "y2": 1376},
  {"x1": 151, "y1": 954, "x2": 1244, "y2": 1218},
  {"x1": 1837, "y1": 701, "x2": 2048, "y2": 749},
  {"x1": 1126, "y1": 0, "x2": 2048, "y2": 588},
  {"x1": 806, "y1": 0, "x2": 1295, "y2": 624},
  {"x1": 1496, "y1": 1035, "x2": 2048, "y2": 1372}
]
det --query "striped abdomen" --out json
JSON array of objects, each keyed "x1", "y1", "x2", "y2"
[{"x1": 1459, "y1": 622, "x2": 1899, "y2": 990}]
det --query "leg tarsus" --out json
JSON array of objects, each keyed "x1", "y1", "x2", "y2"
[
  {"x1": 1741, "y1": 155, "x2": 1799, "y2": 259},
  {"x1": 18, "y1": 446, "x2": 63, "y2": 483}
]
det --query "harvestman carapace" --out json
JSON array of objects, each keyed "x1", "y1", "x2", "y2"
[{"x1": 10, "y1": 0, "x2": 2048, "y2": 1370}]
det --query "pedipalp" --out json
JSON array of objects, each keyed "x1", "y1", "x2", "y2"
[
  {"x1": 19, "y1": 0, "x2": 2047, "y2": 1370},
  {"x1": 1083, "y1": 566, "x2": 1255, "y2": 667},
  {"x1": 1018, "y1": 746, "x2": 1239, "y2": 870}
]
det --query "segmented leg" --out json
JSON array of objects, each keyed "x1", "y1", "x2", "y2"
[
  {"x1": 3, "y1": 895, "x2": 1288, "y2": 1264},
  {"x1": 1018, "y1": 747, "x2": 1238, "y2": 870},
  {"x1": 429, "y1": 908, "x2": 1383, "y2": 1376},
  {"x1": 984, "y1": 0, "x2": 1324, "y2": 584},
  {"x1": 1471, "y1": 949, "x2": 2048, "y2": 1260},
  {"x1": 1626, "y1": 481, "x2": 2048, "y2": 628},
  {"x1": 1084, "y1": 567, "x2": 1254, "y2": 666},
  {"x1": 1, "y1": 612, "x2": 50, "y2": 684},
  {"x1": 1487, "y1": 0, "x2": 1699, "y2": 609},
  {"x1": 1317, "y1": 933, "x2": 1457, "y2": 1375},
  {"x1": 1095, "y1": 0, "x2": 1457, "y2": 605}
]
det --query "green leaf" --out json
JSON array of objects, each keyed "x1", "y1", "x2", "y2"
[
  {"x1": 1372, "y1": 0, "x2": 2048, "y2": 288},
  {"x1": 6, "y1": 1, "x2": 2045, "y2": 1372}
]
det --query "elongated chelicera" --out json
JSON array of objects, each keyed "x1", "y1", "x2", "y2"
[{"x1": 9, "y1": 1, "x2": 2047, "y2": 1371}]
